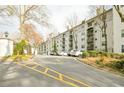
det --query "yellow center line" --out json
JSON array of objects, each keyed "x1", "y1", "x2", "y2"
[
  {"x1": 13, "y1": 61, "x2": 90, "y2": 87},
  {"x1": 32, "y1": 65, "x2": 38, "y2": 69},
  {"x1": 14, "y1": 61, "x2": 79, "y2": 87},
  {"x1": 59, "y1": 74, "x2": 63, "y2": 81},
  {"x1": 30, "y1": 61, "x2": 90, "y2": 87},
  {"x1": 44, "y1": 68, "x2": 49, "y2": 74}
]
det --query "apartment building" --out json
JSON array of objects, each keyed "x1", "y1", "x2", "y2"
[{"x1": 38, "y1": 6, "x2": 124, "y2": 54}]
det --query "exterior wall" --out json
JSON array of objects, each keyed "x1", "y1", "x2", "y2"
[
  {"x1": 38, "y1": 7, "x2": 124, "y2": 54},
  {"x1": 106, "y1": 11, "x2": 113, "y2": 52},
  {"x1": 72, "y1": 24, "x2": 86, "y2": 51},
  {"x1": 56, "y1": 35, "x2": 62, "y2": 53},
  {"x1": 113, "y1": 6, "x2": 124, "y2": 53},
  {"x1": 0, "y1": 38, "x2": 13, "y2": 57},
  {"x1": 85, "y1": 9, "x2": 113, "y2": 52},
  {"x1": 121, "y1": 22, "x2": 124, "y2": 52},
  {"x1": 65, "y1": 31, "x2": 70, "y2": 52},
  {"x1": 92, "y1": 9, "x2": 113, "y2": 52}
]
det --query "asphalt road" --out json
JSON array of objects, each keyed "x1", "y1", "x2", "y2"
[
  {"x1": 0, "y1": 59, "x2": 70, "y2": 87},
  {"x1": 33, "y1": 55, "x2": 124, "y2": 87},
  {"x1": 0, "y1": 55, "x2": 124, "y2": 87}
]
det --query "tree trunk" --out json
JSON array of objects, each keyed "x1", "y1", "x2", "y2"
[
  {"x1": 103, "y1": 17, "x2": 108, "y2": 52},
  {"x1": 114, "y1": 5, "x2": 124, "y2": 22},
  {"x1": 104, "y1": 32, "x2": 108, "y2": 52},
  {"x1": 72, "y1": 30, "x2": 77, "y2": 50}
]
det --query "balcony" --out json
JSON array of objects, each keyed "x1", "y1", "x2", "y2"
[
  {"x1": 69, "y1": 38, "x2": 73, "y2": 42},
  {"x1": 69, "y1": 43, "x2": 73, "y2": 47},
  {"x1": 62, "y1": 38, "x2": 65, "y2": 40}
]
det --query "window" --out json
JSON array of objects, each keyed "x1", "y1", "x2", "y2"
[
  {"x1": 122, "y1": 45, "x2": 124, "y2": 52},
  {"x1": 88, "y1": 22, "x2": 92, "y2": 27},
  {"x1": 87, "y1": 20, "x2": 94, "y2": 27},
  {"x1": 102, "y1": 41, "x2": 105, "y2": 46},
  {"x1": 75, "y1": 45, "x2": 78, "y2": 49},
  {"x1": 102, "y1": 34, "x2": 105, "y2": 37},
  {"x1": 82, "y1": 38, "x2": 85, "y2": 41},
  {"x1": 95, "y1": 30, "x2": 97, "y2": 33},
  {"x1": 121, "y1": 29, "x2": 124, "y2": 37},
  {"x1": 63, "y1": 34, "x2": 65, "y2": 37},
  {"x1": 82, "y1": 45, "x2": 85, "y2": 48},
  {"x1": 121, "y1": 5, "x2": 124, "y2": 7},
  {"x1": 95, "y1": 38, "x2": 97, "y2": 40},
  {"x1": 82, "y1": 32, "x2": 85, "y2": 35},
  {"x1": 94, "y1": 22, "x2": 97, "y2": 26}
]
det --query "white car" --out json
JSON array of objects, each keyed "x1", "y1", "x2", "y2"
[
  {"x1": 75, "y1": 50, "x2": 82, "y2": 57},
  {"x1": 59, "y1": 52, "x2": 68, "y2": 56},
  {"x1": 69, "y1": 50, "x2": 76, "y2": 56}
]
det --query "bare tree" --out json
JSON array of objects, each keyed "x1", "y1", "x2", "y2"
[
  {"x1": 96, "y1": 6, "x2": 108, "y2": 52},
  {"x1": 65, "y1": 14, "x2": 78, "y2": 29},
  {"x1": 87, "y1": 5, "x2": 99, "y2": 19},
  {"x1": 65, "y1": 14, "x2": 79, "y2": 51},
  {"x1": 0, "y1": 5, "x2": 50, "y2": 38},
  {"x1": 87, "y1": 5, "x2": 111, "y2": 19},
  {"x1": 114, "y1": 5, "x2": 124, "y2": 22},
  {"x1": 21, "y1": 23, "x2": 43, "y2": 54}
]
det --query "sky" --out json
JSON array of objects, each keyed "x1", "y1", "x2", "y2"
[
  {"x1": 0, "y1": 5, "x2": 89, "y2": 40},
  {"x1": 42, "y1": 5, "x2": 90, "y2": 40},
  {"x1": 47, "y1": 5, "x2": 89, "y2": 32}
]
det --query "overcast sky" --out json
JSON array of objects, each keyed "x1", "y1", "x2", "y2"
[
  {"x1": 41, "y1": 5, "x2": 90, "y2": 40},
  {"x1": 0, "y1": 5, "x2": 90, "y2": 40},
  {"x1": 47, "y1": 5, "x2": 89, "y2": 32}
]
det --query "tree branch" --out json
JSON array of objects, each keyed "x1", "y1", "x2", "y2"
[{"x1": 114, "y1": 5, "x2": 124, "y2": 22}]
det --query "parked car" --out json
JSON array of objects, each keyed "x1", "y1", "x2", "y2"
[
  {"x1": 67, "y1": 51, "x2": 71, "y2": 56},
  {"x1": 69, "y1": 50, "x2": 76, "y2": 56},
  {"x1": 75, "y1": 50, "x2": 83, "y2": 57},
  {"x1": 59, "y1": 51, "x2": 68, "y2": 56},
  {"x1": 75, "y1": 49, "x2": 85, "y2": 57},
  {"x1": 68, "y1": 49, "x2": 84, "y2": 57},
  {"x1": 50, "y1": 52, "x2": 54, "y2": 55},
  {"x1": 50, "y1": 52, "x2": 59, "y2": 56}
]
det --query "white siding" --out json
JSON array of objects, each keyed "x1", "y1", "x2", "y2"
[{"x1": 0, "y1": 39, "x2": 13, "y2": 57}]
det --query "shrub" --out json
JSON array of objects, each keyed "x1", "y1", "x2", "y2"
[
  {"x1": 99, "y1": 57, "x2": 104, "y2": 62},
  {"x1": 109, "y1": 53, "x2": 115, "y2": 58},
  {"x1": 99, "y1": 51, "x2": 109, "y2": 57},
  {"x1": 14, "y1": 40, "x2": 28, "y2": 55},
  {"x1": 82, "y1": 51, "x2": 89, "y2": 58},
  {"x1": 114, "y1": 60, "x2": 124, "y2": 69},
  {"x1": 119, "y1": 54, "x2": 124, "y2": 59},
  {"x1": 95, "y1": 60, "x2": 105, "y2": 67},
  {"x1": 88, "y1": 51, "x2": 98, "y2": 57},
  {"x1": 95, "y1": 60, "x2": 101, "y2": 65},
  {"x1": 113, "y1": 53, "x2": 121, "y2": 59}
]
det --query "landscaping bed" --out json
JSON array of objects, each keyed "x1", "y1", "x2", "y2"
[{"x1": 78, "y1": 51, "x2": 124, "y2": 76}]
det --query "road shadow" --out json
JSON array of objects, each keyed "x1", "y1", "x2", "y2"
[
  {"x1": 0, "y1": 56, "x2": 11, "y2": 63},
  {"x1": 0, "y1": 56, "x2": 17, "y2": 83}
]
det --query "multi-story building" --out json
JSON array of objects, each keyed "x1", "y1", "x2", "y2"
[{"x1": 38, "y1": 6, "x2": 124, "y2": 54}]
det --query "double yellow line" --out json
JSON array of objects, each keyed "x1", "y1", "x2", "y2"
[{"x1": 13, "y1": 61, "x2": 90, "y2": 87}]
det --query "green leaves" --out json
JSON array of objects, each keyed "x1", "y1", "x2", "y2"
[{"x1": 14, "y1": 40, "x2": 28, "y2": 55}]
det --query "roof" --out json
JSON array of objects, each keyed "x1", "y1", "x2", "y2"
[
  {"x1": 0, "y1": 38, "x2": 14, "y2": 41},
  {"x1": 86, "y1": 8, "x2": 112, "y2": 22}
]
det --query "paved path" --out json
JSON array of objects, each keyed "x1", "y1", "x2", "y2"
[{"x1": 34, "y1": 55, "x2": 124, "y2": 87}]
